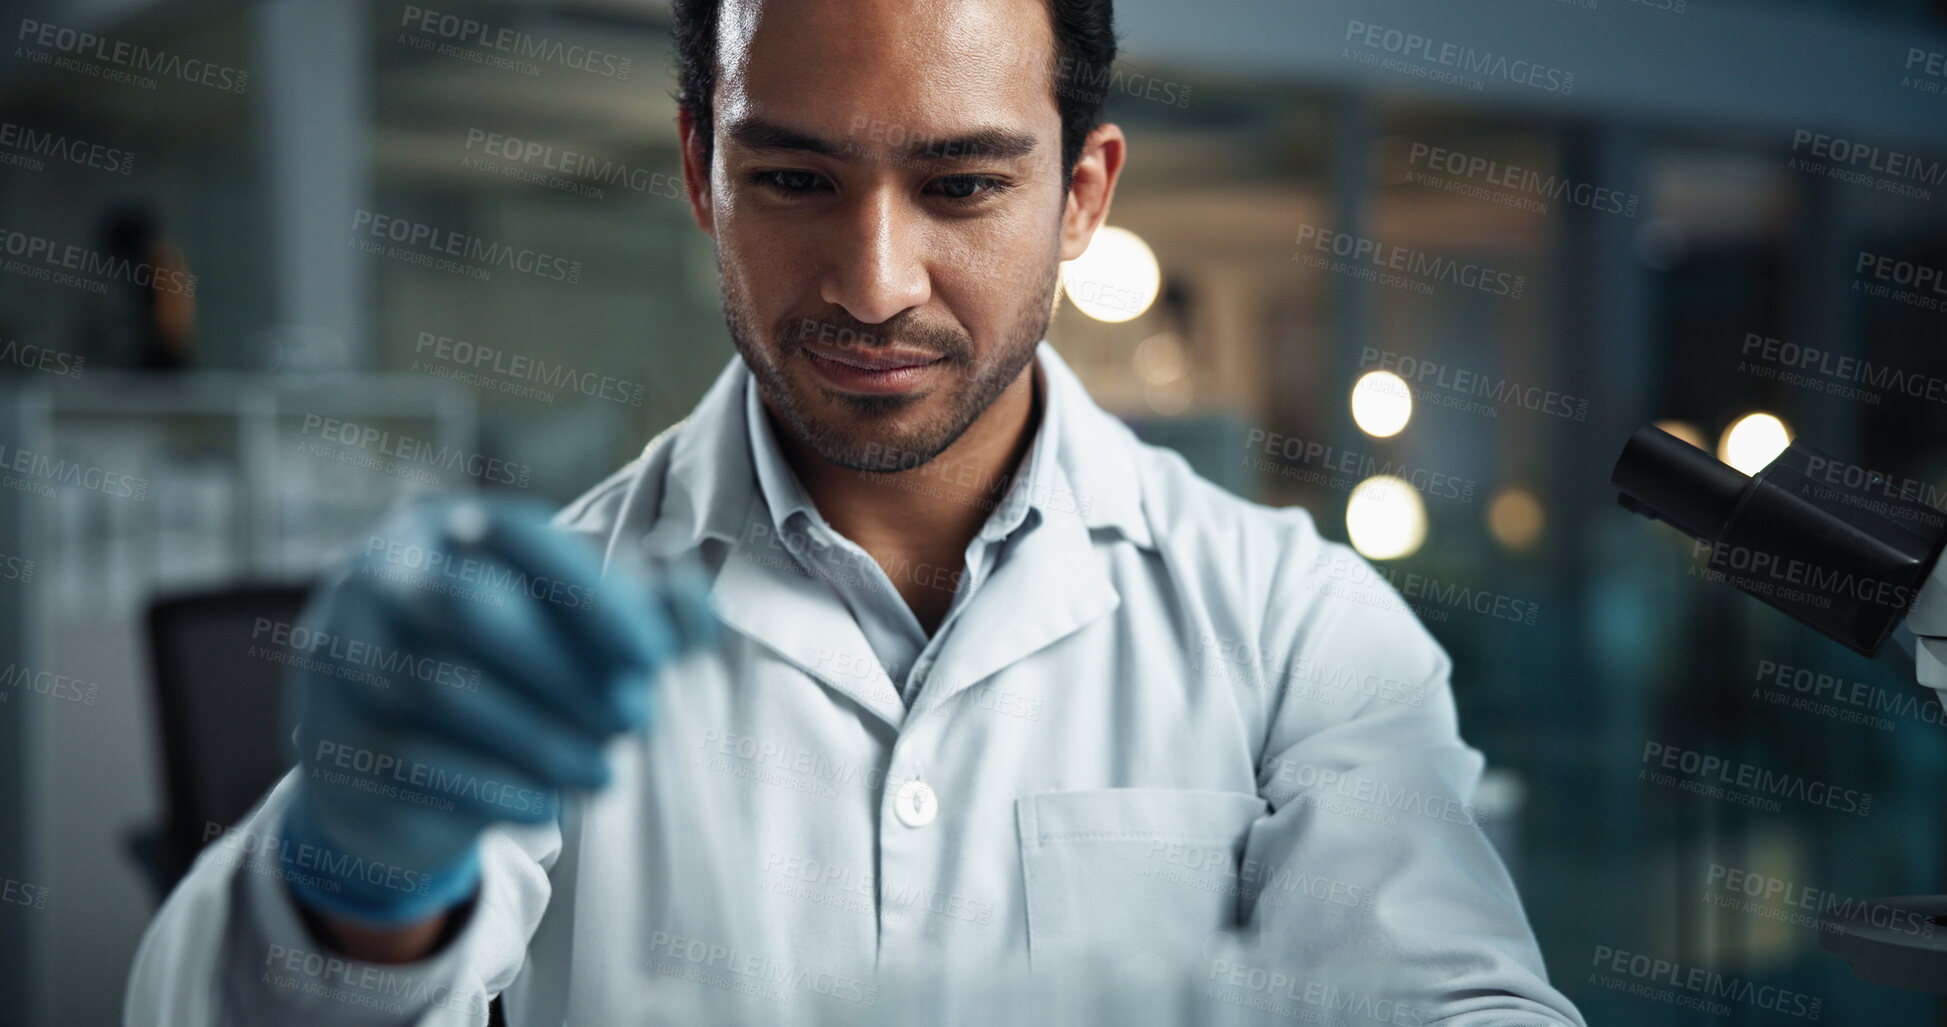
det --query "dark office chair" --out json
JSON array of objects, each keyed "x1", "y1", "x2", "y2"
[
  {"x1": 132, "y1": 581, "x2": 513, "y2": 1026},
  {"x1": 129, "y1": 582, "x2": 315, "y2": 899}
]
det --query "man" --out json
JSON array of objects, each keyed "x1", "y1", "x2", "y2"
[{"x1": 126, "y1": 0, "x2": 1585, "y2": 1023}]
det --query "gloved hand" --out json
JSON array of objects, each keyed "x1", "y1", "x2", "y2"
[{"x1": 275, "y1": 495, "x2": 719, "y2": 926}]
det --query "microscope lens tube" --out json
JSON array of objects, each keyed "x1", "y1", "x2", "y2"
[{"x1": 1611, "y1": 423, "x2": 1947, "y2": 656}]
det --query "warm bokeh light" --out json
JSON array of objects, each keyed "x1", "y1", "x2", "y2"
[
  {"x1": 1350, "y1": 371, "x2": 1413, "y2": 438},
  {"x1": 1060, "y1": 226, "x2": 1161, "y2": 323},
  {"x1": 1487, "y1": 487, "x2": 1545, "y2": 551},
  {"x1": 1144, "y1": 377, "x2": 1192, "y2": 415},
  {"x1": 1718, "y1": 413, "x2": 1792, "y2": 475},
  {"x1": 1346, "y1": 475, "x2": 1427, "y2": 560},
  {"x1": 1132, "y1": 332, "x2": 1186, "y2": 385},
  {"x1": 1653, "y1": 419, "x2": 1707, "y2": 451}
]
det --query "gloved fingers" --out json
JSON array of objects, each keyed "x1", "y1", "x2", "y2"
[
  {"x1": 469, "y1": 502, "x2": 703, "y2": 675},
  {"x1": 371, "y1": 569, "x2": 655, "y2": 739},
  {"x1": 297, "y1": 775, "x2": 495, "y2": 876},
  {"x1": 420, "y1": 494, "x2": 724, "y2": 685},
  {"x1": 316, "y1": 730, "x2": 565, "y2": 829},
  {"x1": 290, "y1": 715, "x2": 501, "y2": 861},
  {"x1": 349, "y1": 512, "x2": 649, "y2": 738},
  {"x1": 311, "y1": 584, "x2": 646, "y2": 787},
  {"x1": 384, "y1": 663, "x2": 620, "y2": 791}
]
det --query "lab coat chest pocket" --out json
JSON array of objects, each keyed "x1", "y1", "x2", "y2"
[{"x1": 1016, "y1": 788, "x2": 1269, "y2": 968}]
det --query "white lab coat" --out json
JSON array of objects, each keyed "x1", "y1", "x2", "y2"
[{"x1": 125, "y1": 343, "x2": 1586, "y2": 1026}]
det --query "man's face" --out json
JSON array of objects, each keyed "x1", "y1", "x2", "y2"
[{"x1": 695, "y1": 0, "x2": 1072, "y2": 472}]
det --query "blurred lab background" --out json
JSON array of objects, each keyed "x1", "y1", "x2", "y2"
[{"x1": 2, "y1": 0, "x2": 1946, "y2": 1023}]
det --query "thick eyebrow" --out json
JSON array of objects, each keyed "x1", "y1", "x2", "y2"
[{"x1": 725, "y1": 117, "x2": 1037, "y2": 164}]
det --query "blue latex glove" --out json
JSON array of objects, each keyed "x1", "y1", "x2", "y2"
[{"x1": 275, "y1": 495, "x2": 718, "y2": 926}]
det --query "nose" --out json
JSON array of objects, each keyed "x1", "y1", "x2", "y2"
[{"x1": 819, "y1": 184, "x2": 931, "y2": 328}]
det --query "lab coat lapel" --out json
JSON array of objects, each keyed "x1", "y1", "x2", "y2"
[
  {"x1": 917, "y1": 502, "x2": 1119, "y2": 710},
  {"x1": 909, "y1": 344, "x2": 1148, "y2": 708},
  {"x1": 623, "y1": 357, "x2": 908, "y2": 729},
  {"x1": 708, "y1": 504, "x2": 910, "y2": 730}
]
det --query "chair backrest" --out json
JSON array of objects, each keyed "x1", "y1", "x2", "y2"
[
  {"x1": 148, "y1": 581, "x2": 516, "y2": 1025},
  {"x1": 143, "y1": 583, "x2": 313, "y2": 880}
]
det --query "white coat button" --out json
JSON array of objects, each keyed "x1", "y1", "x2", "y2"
[{"x1": 894, "y1": 780, "x2": 937, "y2": 827}]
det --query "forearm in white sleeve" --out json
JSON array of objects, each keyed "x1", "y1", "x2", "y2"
[
  {"x1": 123, "y1": 769, "x2": 561, "y2": 1027},
  {"x1": 1226, "y1": 542, "x2": 1586, "y2": 1027}
]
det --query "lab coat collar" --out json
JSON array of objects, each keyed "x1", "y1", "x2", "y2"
[
  {"x1": 1038, "y1": 340, "x2": 1154, "y2": 549},
  {"x1": 632, "y1": 342, "x2": 1148, "y2": 727}
]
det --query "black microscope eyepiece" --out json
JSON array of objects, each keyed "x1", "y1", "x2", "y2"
[{"x1": 1611, "y1": 423, "x2": 1947, "y2": 656}]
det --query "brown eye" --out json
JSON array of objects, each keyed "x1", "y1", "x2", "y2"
[
  {"x1": 927, "y1": 175, "x2": 1009, "y2": 202},
  {"x1": 751, "y1": 169, "x2": 829, "y2": 194}
]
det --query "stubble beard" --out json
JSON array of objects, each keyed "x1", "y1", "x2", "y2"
[{"x1": 718, "y1": 251, "x2": 1059, "y2": 473}]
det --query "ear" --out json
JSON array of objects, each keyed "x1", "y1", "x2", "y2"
[
  {"x1": 1058, "y1": 122, "x2": 1126, "y2": 262},
  {"x1": 677, "y1": 104, "x2": 716, "y2": 238}
]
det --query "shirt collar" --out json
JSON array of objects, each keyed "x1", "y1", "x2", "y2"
[
  {"x1": 640, "y1": 341, "x2": 1154, "y2": 557},
  {"x1": 743, "y1": 367, "x2": 822, "y2": 538},
  {"x1": 978, "y1": 363, "x2": 1053, "y2": 544}
]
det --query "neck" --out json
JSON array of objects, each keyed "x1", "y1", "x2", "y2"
[{"x1": 769, "y1": 358, "x2": 1043, "y2": 565}]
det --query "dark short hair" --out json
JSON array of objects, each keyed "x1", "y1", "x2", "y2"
[{"x1": 670, "y1": 0, "x2": 1118, "y2": 190}]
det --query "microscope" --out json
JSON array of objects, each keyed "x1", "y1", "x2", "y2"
[{"x1": 1611, "y1": 423, "x2": 1947, "y2": 991}]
